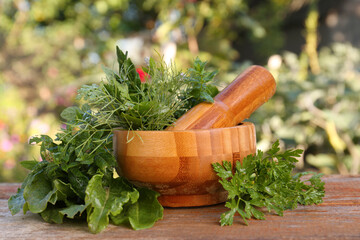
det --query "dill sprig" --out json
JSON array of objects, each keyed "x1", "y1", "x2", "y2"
[{"x1": 76, "y1": 47, "x2": 218, "y2": 131}]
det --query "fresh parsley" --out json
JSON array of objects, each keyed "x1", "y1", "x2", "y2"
[{"x1": 212, "y1": 140, "x2": 325, "y2": 226}]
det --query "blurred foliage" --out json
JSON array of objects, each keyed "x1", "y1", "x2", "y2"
[
  {"x1": 0, "y1": 0, "x2": 359, "y2": 181},
  {"x1": 250, "y1": 43, "x2": 360, "y2": 175},
  {"x1": 146, "y1": 0, "x2": 291, "y2": 67}
]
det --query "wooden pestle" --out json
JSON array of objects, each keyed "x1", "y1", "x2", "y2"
[{"x1": 167, "y1": 65, "x2": 276, "y2": 130}]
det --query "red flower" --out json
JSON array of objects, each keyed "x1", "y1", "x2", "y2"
[{"x1": 136, "y1": 68, "x2": 149, "y2": 83}]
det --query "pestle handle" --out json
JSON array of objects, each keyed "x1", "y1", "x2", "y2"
[{"x1": 167, "y1": 65, "x2": 276, "y2": 130}]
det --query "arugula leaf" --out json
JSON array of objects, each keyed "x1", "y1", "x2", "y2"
[
  {"x1": 68, "y1": 168, "x2": 89, "y2": 199},
  {"x1": 85, "y1": 173, "x2": 140, "y2": 233},
  {"x1": 111, "y1": 187, "x2": 163, "y2": 230},
  {"x1": 212, "y1": 140, "x2": 325, "y2": 226},
  {"x1": 40, "y1": 206, "x2": 65, "y2": 224},
  {"x1": 23, "y1": 170, "x2": 79, "y2": 214},
  {"x1": 8, "y1": 161, "x2": 49, "y2": 215}
]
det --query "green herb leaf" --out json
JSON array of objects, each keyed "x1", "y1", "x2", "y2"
[
  {"x1": 68, "y1": 168, "x2": 89, "y2": 199},
  {"x1": 8, "y1": 161, "x2": 48, "y2": 215},
  {"x1": 40, "y1": 206, "x2": 65, "y2": 224},
  {"x1": 212, "y1": 140, "x2": 325, "y2": 226},
  {"x1": 23, "y1": 169, "x2": 57, "y2": 213},
  {"x1": 111, "y1": 187, "x2": 163, "y2": 230},
  {"x1": 60, "y1": 106, "x2": 82, "y2": 121},
  {"x1": 20, "y1": 160, "x2": 38, "y2": 170},
  {"x1": 8, "y1": 188, "x2": 25, "y2": 215},
  {"x1": 59, "y1": 204, "x2": 88, "y2": 219},
  {"x1": 85, "y1": 173, "x2": 140, "y2": 234}
]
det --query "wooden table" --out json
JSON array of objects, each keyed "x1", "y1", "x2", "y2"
[{"x1": 1, "y1": 175, "x2": 360, "y2": 239}]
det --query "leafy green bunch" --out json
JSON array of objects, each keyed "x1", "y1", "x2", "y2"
[
  {"x1": 212, "y1": 140, "x2": 325, "y2": 226},
  {"x1": 77, "y1": 47, "x2": 219, "y2": 131},
  {"x1": 8, "y1": 47, "x2": 219, "y2": 233},
  {"x1": 8, "y1": 105, "x2": 163, "y2": 233}
]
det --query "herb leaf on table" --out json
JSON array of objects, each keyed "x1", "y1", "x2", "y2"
[{"x1": 212, "y1": 140, "x2": 325, "y2": 226}]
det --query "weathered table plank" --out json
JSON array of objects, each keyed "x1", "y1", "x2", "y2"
[{"x1": 1, "y1": 175, "x2": 360, "y2": 239}]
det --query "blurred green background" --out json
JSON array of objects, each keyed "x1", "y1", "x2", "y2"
[{"x1": 1, "y1": 0, "x2": 359, "y2": 182}]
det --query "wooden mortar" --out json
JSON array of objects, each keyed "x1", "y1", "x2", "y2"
[
  {"x1": 113, "y1": 122, "x2": 256, "y2": 207},
  {"x1": 167, "y1": 65, "x2": 276, "y2": 130}
]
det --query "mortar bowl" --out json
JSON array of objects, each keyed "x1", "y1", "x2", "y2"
[{"x1": 113, "y1": 122, "x2": 256, "y2": 207}]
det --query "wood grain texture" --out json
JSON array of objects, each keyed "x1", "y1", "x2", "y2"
[
  {"x1": 1, "y1": 175, "x2": 360, "y2": 239},
  {"x1": 113, "y1": 123, "x2": 256, "y2": 207},
  {"x1": 168, "y1": 65, "x2": 276, "y2": 130}
]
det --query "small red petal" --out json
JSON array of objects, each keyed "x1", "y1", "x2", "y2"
[{"x1": 136, "y1": 68, "x2": 149, "y2": 83}]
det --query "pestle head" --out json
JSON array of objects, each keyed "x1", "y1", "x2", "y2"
[{"x1": 167, "y1": 65, "x2": 276, "y2": 130}]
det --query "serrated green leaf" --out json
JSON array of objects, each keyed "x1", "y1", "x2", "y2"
[
  {"x1": 28, "y1": 136, "x2": 42, "y2": 145},
  {"x1": 212, "y1": 162, "x2": 232, "y2": 179},
  {"x1": 250, "y1": 206, "x2": 265, "y2": 220},
  {"x1": 237, "y1": 208, "x2": 249, "y2": 225},
  {"x1": 220, "y1": 208, "x2": 236, "y2": 226},
  {"x1": 267, "y1": 140, "x2": 280, "y2": 155},
  {"x1": 213, "y1": 141, "x2": 325, "y2": 227}
]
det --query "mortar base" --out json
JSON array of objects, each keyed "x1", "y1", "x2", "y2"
[{"x1": 158, "y1": 191, "x2": 228, "y2": 207}]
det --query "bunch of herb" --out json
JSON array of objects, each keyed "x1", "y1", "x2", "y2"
[
  {"x1": 77, "y1": 47, "x2": 219, "y2": 131},
  {"x1": 212, "y1": 140, "x2": 325, "y2": 226},
  {"x1": 8, "y1": 105, "x2": 163, "y2": 233},
  {"x1": 174, "y1": 57, "x2": 219, "y2": 118},
  {"x1": 8, "y1": 47, "x2": 219, "y2": 233}
]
